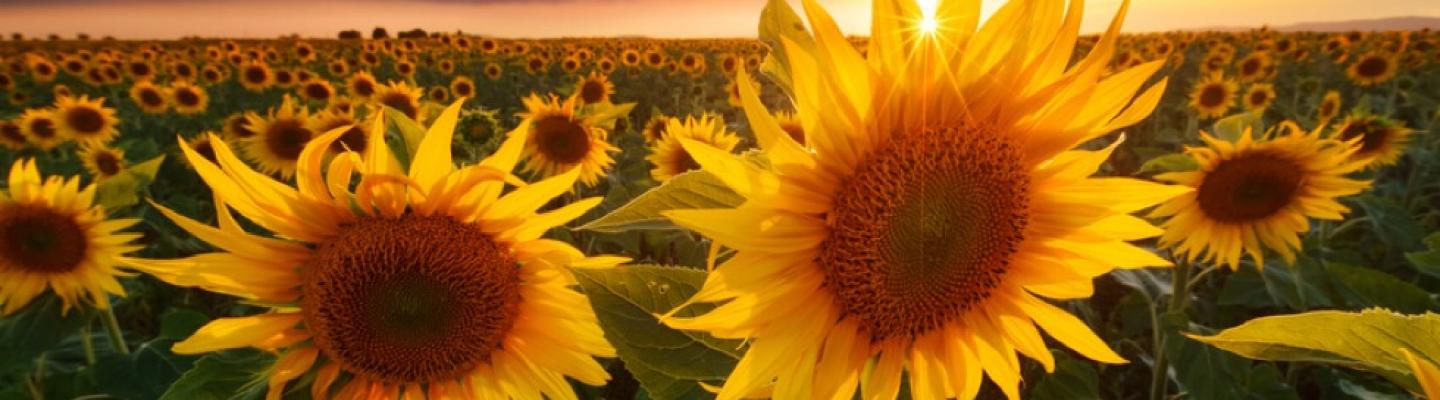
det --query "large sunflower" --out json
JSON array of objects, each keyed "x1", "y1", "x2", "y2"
[
  {"x1": 242, "y1": 96, "x2": 315, "y2": 178},
  {"x1": 516, "y1": 94, "x2": 617, "y2": 188},
  {"x1": 54, "y1": 95, "x2": 119, "y2": 145},
  {"x1": 1189, "y1": 73, "x2": 1237, "y2": 119},
  {"x1": 129, "y1": 101, "x2": 621, "y2": 399},
  {"x1": 1151, "y1": 123, "x2": 1370, "y2": 270},
  {"x1": 0, "y1": 159, "x2": 142, "y2": 315},
  {"x1": 1332, "y1": 113, "x2": 1413, "y2": 169},
  {"x1": 659, "y1": 1, "x2": 1183, "y2": 399},
  {"x1": 646, "y1": 114, "x2": 740, "y2": 182}
]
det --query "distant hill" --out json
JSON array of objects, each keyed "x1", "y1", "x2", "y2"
[{"x1": 1190, "y1": 16, "x2": 1440, "y2": 32}]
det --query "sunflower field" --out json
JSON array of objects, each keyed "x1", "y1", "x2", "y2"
[{"x1": 2, "y1": 0, "x2": 1440, "y2": 399}]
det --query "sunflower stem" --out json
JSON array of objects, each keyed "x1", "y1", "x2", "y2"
[
  {"x1": 100, "y1": 307, "x2": 129, "y2": 355},
  {"x1": 80, "y1": 323, "x2": 97, "y2": 366},
  {"x1": 26, "y1": 353, "x2": 46, "y2": 400},
  {"x1": 1151, "y1": 258, "x2": 1192, "y2": 400}
]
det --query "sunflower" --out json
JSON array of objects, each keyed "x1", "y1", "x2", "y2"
[
  {"x1": 125, "y1": 59, "x2": 155, "y2": 81},
  {"x1": 575, "y1": 71, "x2": 614, "y2": 105},
  {"x1": 1235, "y1": 52, "x2": 1271, "y2": 82},
  {"x1": 658, "y1": 1, "x2": 1184, "y2": 398},
  {"x1": 79, "y1": 144, "x2": 126, "y2": 181},
  {"x1": 293, "y1": 79, "x2": 334, "y2": 104},
  {"x1": 128, "y1": 81, "x2": 170, "y2": 114},
  {"x1": 395, "y1": 60, "x2": 416, "y2": 78},
  {"x1": 517, "y1": 94, "x2": 618, "y2": 187},
  {"x1": 238, "y1": 62, "x2": 274, "y2": 91},
  {"x1": 242, "y1": 96, "x2": 314, "y2": 178},
  {"x1": 223, "y1": 112, "x2": 258, "y2": 141},
  {"x1": 0, "y1": 119, "x2": 27, "y2": 150},
  {"x1": 444, "y1": 77, "x2": 474, "y2": 100},
  {"x1": 0, "y1": 73, "x2": 11, "y2": 91},
  {"x1": 560, "y1": 57, "x2": 582, "y2": 74},
  {"x1": 647, "y1": 115, "x2": 740, "y2": 182},
  {"x1": 129, "y1": 100, "x2": 621, "y2": 400},
  {"x1": 1152, "y1": 122, "x2": 1370, "y2": 270},
  {"x1": 346, "y1": 70, "x2": 379, "y2": 99},
  {"x1": 643, "y1": 49, "x2": 666, "y2": 69},
  {"x1": 307, "y1": 109, "x2": 369, "y2": 155},
  {"x1": 621, "y1": 49, "x2": 642, "y2": 67},
  {"x1": 1242, "y1": 83, "x2": 1276, "y2": 111},
  {"x1": 773, "y1": 110, "x2": 805, "y2": 145},
  {"x1": 1189, "y1": 73, "x2": 1238, "y2": 119},
  {"x1": 428, "y1": 86, "x2": 450, "y2": 103},
  {"x1": 1332, "y1": 113, "x2": 1413, "y2": 169},
  {"x1": 524, "y1": 56, "x2": 548, "y2": 75},
  {"x1": 373, "y1": 81, "x2": 423, "y2": 121},
  {"x1": 1347, "y1": 51, "x2": 1398, "y2": 87},
  {"x1": 484, "y1": 63, "x2": 503, "y2": 80},
  {"x1": 200, "y1": 64, "x2": 227, "y2": 84},
  {"x1": 0, "y1": 159, "x2": 142, "y2": 315},
  {"x1": 169, "y1": 82, "x2": 210, "y2": 115},
  {"x1": 29, "y1": 59, "x2": 59, "y2": 82},
  {"x1": 641, "y1": 113, "x2": 669, "y2": 143},
  {"x1": 19, "y1": 108, "x2": 65, "y2": 151},
  {"x1": 1317, "y1": 90, "x2": 1342, "y2": 123},
  {"x1": 180, "y1": 133, "x2": 221, "y2": 169},
  {"x1": 52, "y1": 96, "x2": 119, "y2": 146}
]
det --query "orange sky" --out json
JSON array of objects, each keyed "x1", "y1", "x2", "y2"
[{"x1": 0, "y1": 0, "x2": 1435, "y2": 39}]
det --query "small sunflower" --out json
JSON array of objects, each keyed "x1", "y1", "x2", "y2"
[
  {"x1": 450, "y1": 76, "x2": 477, "y2": 99},
  {"x1": 641, "y1": 113, "x2": 669, "y2": 143},
  {"x1": 1347, "y1": 51, "x2": 1398, "y2": 86},
  {"x1": 180, "y1": 133, "x2": 221, "y2": 169},
  {"x1": 1242, "y1": 83, "x2": 1276, "y2": 111},
  {"x1": 0, "y1": 119, "x2": 27, "y2": 150},
  {"x1": 200, "y1": 65, "x2": 228, "y2": 84},
  {"x1": 297, "y1": 79, "x2": 335, "y2": 103},
  {"x1": 1235, "y1": 52, "x2": 1272, "y2": 82},
  {"x1": 223, "y1": 112, "x2": 258, "y2": 141},
  {"x1": 130, "y1": 101, "x2": 622, "y2": 400},
  {"x1": 659, "y1": 1, "x2": 1184, "y2": 398},
  {"x1": 1317, "y1": 90, "x2": 1342, "y2": 123},
  {"x1": 346, "y1": 70, "x2": 379, "y2": 99},
  {"x1": 1152, "y1": 122, "x2": 1371, "y2": 269},
  {"x1": 483, "y1": 63, "x2": 503, "y2": 81},
  {"x1": 372, "y1": 81, "x2": 423, "y2": 121},
  {"x1": 517, "y1": 94, "x2": 618, "y2": 187},
  {"x1": 242, "y1": 96, "x2": 314, "y2": 178},
  {"x1": 0, "y1": 159, "x2": 142, "y2": 315},
  {"x1": 54, "y1": 96, "x2": 119, "y2": 145},
  {"x1": 646, "y1": 115, "x2": 740, "y2": 182},
  {"x1": 169, "y1": 82, "x2": 209, "y2": 115},
  {"x1": 306, "y1": 109, "x2": 369, "y2": 155},
  {"x1": 78, "y1": 144, "x2": 126, "y2": 181},
  {"x1": 1332, "y1": 113, "x2": 1413, "y2": 169},
  {"x1": 130, "y1": 81, "x2": 170, "y2": 114},
  {"x1": 1189, "y1": 73, "x2": 1238, "y2": 119},
  {"x1": 238, "y1": 62, "x2": 274, "y2": 91},
  {"x1": 575, "y1": 71, "x2": 614, "y2": 105},
  {"x1": 18, "y1": 108, "x2": 65, "y2": 151}
]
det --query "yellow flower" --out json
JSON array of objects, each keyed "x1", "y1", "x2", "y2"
[
  {"x1": 646, "y1": 115, "x2": 740, "y2": 182},
  {"x1": 517, "y1": 94, "x2": 618, "y2": 188},
  {"x1": 1242, "y1": 83, "x2": 1276, "y2": 111},
  {"x1": 0, "y1": 119, "x2": 25, "y2": 150},
  {"x1": 18, "y1": 108, "x2": 65, "y2": 151},
  {"x1": 1152, "y1": 122, "x2": 1371, "y2": 270},
  {"x1": 575, "y1": 71, "x2": 614, "y2": 105},
  {"x1": 53, "y1": 95, "x2": 119, "y2": 145},
  {"x1": 1317, "y1": 90, "x2": 1342, "y2": 123},
  {"x1": 1189, "y1": 73, "x2": 1238, "y2": 119},
  {"x1": 1332, "y1": 113, "x2": 1413, "y2": 169},
  {"x1": 242, "y1": 96, "x2": 314, "y2": 178},
  {"x1": 130, "y1": 81, "x2": 170, "y2": 114},
  {"x1": 169, "y1": 82, "x2": 209, "y2": 115},
  {"x1": 345, "y1": 70, "x2": 379, "y2": 99},
  {"x1": 450, "y1": 76, "x2": 476, "y2": 99},
  {"x1": 0, "y1": 159, "x2": 141, "y2": 315},
  {"x1": 297, "y1": 79, "x2": 336, "y2": 104},
  {"x1": 129, "y1": 101, "x2": 624, "y2": 399},
  {"x1": 238, "y1": 62, "x2": 274, "y2": 91},
  {"x1": 1347, "y1": 51, "x2": 1399, "y2": 87},
  {"x1": 373, "y1": 80, "x2": 423, "y2": 122},
  {"x1": 659, "y1": 0, "x2": 1184, "y2": 398},
  {"x1": 78, "y1": 144, "x2": 127, "y2": 181}
]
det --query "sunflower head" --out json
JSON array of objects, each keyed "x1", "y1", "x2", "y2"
[
  {"x1": 238, "y1": 62, "x2": 274, "y2": 91},
  {"x1": 1348, "y1": 51, "x2": 1399, "y2": 86},
  {"x1": 1332, "y1": 113, "x2": 1413, "y2": 169},
  {"x1": 0, "y1": 159, "x2": 141, "y2": 315},
  {"x1": 298, "y1": 79, "x2": 335, "y2": 103},
  {"x1": 132, "y1": 99, "x2": 623, "y2": 399},
  {"x1": 53, "y1": 95, "x2": 119, "y2": 145},
  {"x1": 656, "y1": 0, "x2": 1184, "y2": 398},
  {"x1": 346, "y1": 71, "x2": 379, "y2": 99},
  {"x1": 450, "y1": 76, "x2": 476, "y2": 98},
  {"x1": 0, "y1": 119, "x2": 26, "y2": 150},
  {"x1": 1242, "y1": 83, "x2": 1276, "y2": 111},
  {"x1": 242, "y1": 95, "x2": 315, "y2": 178},
  {"x1": 373, "y1": 81, "x2": 423, "y2": 121},
  {"x1": 1152, "y1": 122, "x2": 1371, "y2": 270},
  {"x1": 18, "y1": 108, "x2": 64, "y2": 151},
  {"x1": 575, "y1": 71, "x2": 614, "y2": 105},
  {"x1": 1317, "y1": 90, "x2": 1342, "y2": 122},
  {"x1": 130, "y1": 81, "x2": 170, "y2": 114},
  {"x1": 169, "y1": 82, "x2": 210, "y2": 115},
  {"x1": 646, "y1": 114, "x2": 740, "y2": 182},
  {"x1": 79, "y1": 144, "x2": 127, "y2": 180},
  {"x1": 516, "y1": 94, "x2": 618, "y2": 188},
  {"x1": 1189, "y1": 73, "x2": 1238, "y2": 119}
]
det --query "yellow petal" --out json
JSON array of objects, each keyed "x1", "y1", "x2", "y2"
[{"x1": 173, "y1": 313, "x2": 304, "y2": 354}]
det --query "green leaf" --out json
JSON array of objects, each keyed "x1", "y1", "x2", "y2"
[
  {"x1": 1325, "y1": 262, "x2": 1439, "y2": 314},
  {"x1": 159, "y1": 308, "x2": 212, "y2": 341},
  {"x1": 1404, "y1": 233, "x2": 1440, "y2": 279},
  {"x1": 96, "y1": 154, "x2": 166, "y2": 210},
  {"x1": 1355, "y1": 195, "x2": 1425, "y2": 252},
  {"x1": 585, "y1": 102, "x2": 637, "y2": 131},
  {"x1": 384, "y1": 107, "x2": 427, "y2": 168},
  {"x1": 0, "y1": 294, "x2": 93, "y2": 374},
  {"x1": 93, "y1": 339, "x2": 197, "y2": 400},
  {"x1": 1189, "y1": 309, "x2": 1440, "y2": 392},
  {"x1": 1136, "y1": 153, "x2": 1199, "y2": 175},
  {"x1": 578, "y1": 171, "x2": 744, "y2": 233},
  {"x1": 158, "y1": 349, "x2": 273, "y2": 400},
  {"x1": 1028, "y1": 352, "x2": 1099, "y2": 400},
  {"x1": 1210, "y1": 111, "x2": 1264, "y2": 142},
  {"x1": 757, "y1": 0, "x2": 816, "y2": 98},
  {"x1": 1163, "y1": 313, "x2": 1297, "y2": 400},
  {"x1": 574, "y1": 265, "x2": 744, "y2": 400}
]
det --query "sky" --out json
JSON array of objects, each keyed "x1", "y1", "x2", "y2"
[{"x1": 0, "y1": 0, "x2": 1436, "y2": 40}]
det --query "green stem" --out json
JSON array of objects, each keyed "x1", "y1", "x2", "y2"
[
  {"x1": 26, "y1": 353, "x2": 46, "y2": 400},
  {"x1": 100, "y1": 307, "x2": 129, "y2": 355},
  {"x1": 80, "y1": 323, "x2": 96, "y2": 366},
  {"x1": 1151, "y1": 258, "x2": 1193, "y2": 400}
]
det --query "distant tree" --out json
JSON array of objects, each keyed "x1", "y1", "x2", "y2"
[
  {"x1": 76, "y1": 33, "x2": 90, "y2": 41},
  {"x1": 372, "y1": 27, "x2": 389, "y2": 39},
  {"x1": 9, "y1": 33, "x2": 20, "y2": 41},
  {"x1": 339, "y1": 30, "x2": 362, "y2": 40},
  {"x1": 47, "y1": 34, "x2": 59, "y2": 41},
  {"x1": 398, "y1": 28, "x2": 427, "y2": 39}
]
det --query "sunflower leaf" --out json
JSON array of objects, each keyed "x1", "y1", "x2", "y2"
[
  {"x1": 1324, "y1": 262, "x2": 1440, "y2": 314},
  {"x1": 1188, "y1": 308, "x2": 1440, "y2": 393},
  {"x1": 96, "y1": 154, "x2": 165, "y2": 210},
  {"x1": 1136, "y1": 153, "x2": 1199, "y2": 176},
  {"x1": 158, "y1": 349, "x2": 272, "y2": 400},
  {"x1": 574, "y1": 265, "x2": 744, "y2": 400},
  {"x1": 1209, "y1": 111, "x2": 1264, "y2": 142},
  {"x1": 757, "y1": 0, "x2": 816, "y2": 98},
  {"x1": 577, "y1": 170, "x2": 743, "y2": 233},
  {"x1": 1404, "y1": 233, "x2": 1440, "y2": 279},
  {"x1": 0, "y1": 295, "x2": 94, "y2": 374}
]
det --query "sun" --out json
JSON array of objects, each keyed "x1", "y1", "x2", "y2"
[
  {"x1": 129, "y1": 100, "x2": 626, "y2": 399},
  {"x1": 657, "y1": 0, "x2": 1185, "y2": 398}
]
